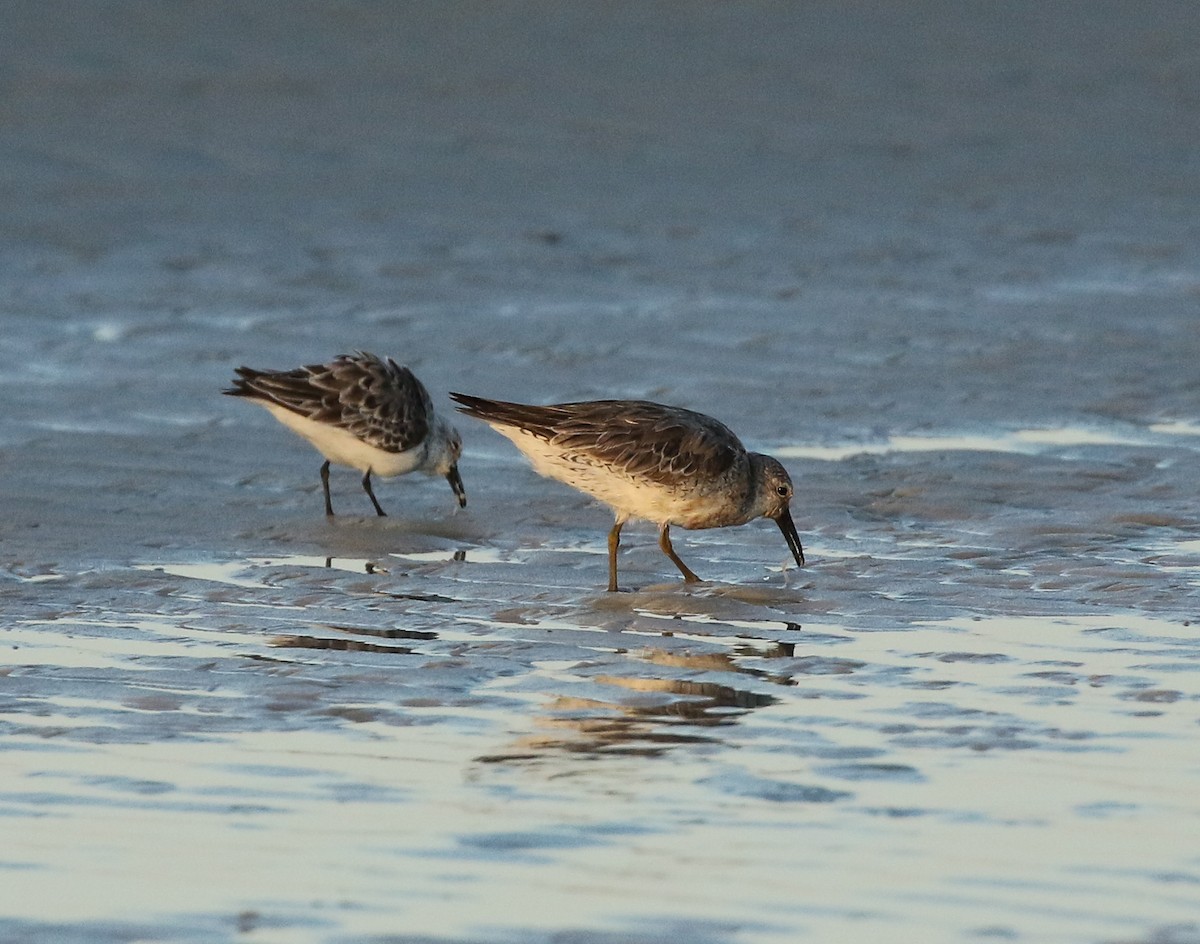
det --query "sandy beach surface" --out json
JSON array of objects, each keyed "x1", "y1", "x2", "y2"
[{"x1": 2, "y1": 2, "x2": 1199, "y2": 942}]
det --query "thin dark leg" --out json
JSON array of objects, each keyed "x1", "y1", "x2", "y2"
[
  {"x1": 607, "y1": 520, "x2": 624, "y2": 592},
  {"x1": 362, "y1": 470, "x2": 387, "y2": 516},
  {"x1": 659, "y1": 523, "x2": 701, "y2": 584},
  {"x1": 320, "y1": 460, "x2": 334, "y2": 516}
]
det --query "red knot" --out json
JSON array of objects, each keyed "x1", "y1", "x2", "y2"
[{"x1": 450, "y1": 393, "x2": 804, "y2": 591}]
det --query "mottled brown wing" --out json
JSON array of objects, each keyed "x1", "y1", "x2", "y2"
[
  {"x1": 450, "y1": 394, "x2": 742, "y2": 484},
  {"x1": 227, "y1": 352, "x2": 432, "y2": 453},
  {"x1": 552, "y1": 400, "x2": 743, "y2": 484}
]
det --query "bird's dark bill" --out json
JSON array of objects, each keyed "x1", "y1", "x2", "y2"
[
  {"x1": 775, "y1": 508, "x2": 805, "y2": 567},
  {"x1": 446, "y1": 465, "x2": 467, "y2": 508}
]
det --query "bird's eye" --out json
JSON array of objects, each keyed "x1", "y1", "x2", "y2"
[{"x1": 776, "y1": 485, "x2": 790, "y2": 497}]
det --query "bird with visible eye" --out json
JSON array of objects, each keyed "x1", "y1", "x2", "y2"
[{"x1": 450, "y1": 392, "x2": 805, "y2": 590}]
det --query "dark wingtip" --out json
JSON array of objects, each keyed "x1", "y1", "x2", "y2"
[
  {"x1": 223, "y1": 367, "x2": 260, "y2": 397},
  {"x1": 448, "y1": 392, "x2": 495, "y2": 421}
]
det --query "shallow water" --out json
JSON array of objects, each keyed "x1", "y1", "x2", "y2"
[{"x1": 3, "y1": 2, "x2": 1200, "y2": 942}]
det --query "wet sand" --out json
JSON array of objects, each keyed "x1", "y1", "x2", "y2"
[{"x1": 2, "y1": 2, "x2": 1200, "y2": 942}]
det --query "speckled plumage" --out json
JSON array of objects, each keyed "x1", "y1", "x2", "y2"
[
  {"x1": 225, "y1": 352, "x2": 466, "y2": 516},
  {"x1": 450, "y1": 393, "x2": 804, "y2": 590}
]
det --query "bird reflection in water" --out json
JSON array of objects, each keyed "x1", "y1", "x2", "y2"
[
  {"x1": 319, "y1": 550, "x2": 468, "y2": 571},
  {"x1": 270, "y1": 634, "x2": 417, "y2": 655},
  {"x1": 269, "y1": 622, "x2": 438, "y2": 655},
  {"x1": 476, "y1": 645, "x2": 791, "y2": 761},
  {"x1": 323, "y1": 556, "x2": 387, "y2": 574}
]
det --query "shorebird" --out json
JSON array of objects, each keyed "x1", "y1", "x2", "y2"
[
  {"x1": 449, "y1": 393, "x2": 804, "y2": 590},
  {"x1": 224, "y1": 351, "x2": 466, "y2": 516}
]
